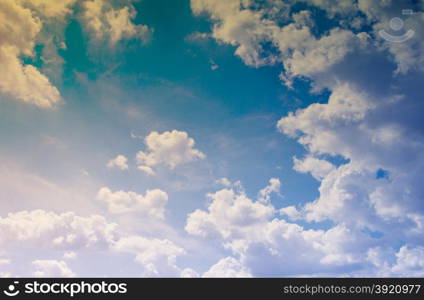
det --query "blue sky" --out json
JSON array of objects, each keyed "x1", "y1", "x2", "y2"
[{"x1": 0, "y1": 0, "x2": 424, "y2": 277}]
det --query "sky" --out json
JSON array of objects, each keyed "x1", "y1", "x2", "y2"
[{"x1": 0, "y1": 0, "x2": 424, "y2": 277}]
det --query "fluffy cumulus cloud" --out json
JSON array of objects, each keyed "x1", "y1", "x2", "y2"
[
  {"x1": 107, "y1": 154, "x2": 129, "y2": 170},
  {"x1": 0, "y1": 210, "x2": 117, "y2": 250},
  {"x1": 277, "y1": 80, "x2": 424, "y2": 234},
  {"x1": 293, "y1": 156, "x2": 335, "y2": 181},
  {"x1": 203, "y1": 257, "x2": 252, "y2": 277},
  {"x1": 0, "y1": 208, "x2": 191, "y2": 276},
  {"x1": 390, "y1": 246, "x2": 424, "y2": 277},
  {"x1": 185, "y1": 180, "x2": 382, "y2": 276},
  {"x1": 32, "y1": 260, "x2": 75, "y2": 277},
  {"x1": 136, "y1": 130, "x2": 206, "y2": 174},
  {"x1": 113, "y1": 236, "x2": 186, "y2": 277},
  {"x1": 354, "y1": 0, "x2": 424, "y2": 74},
  {"x1": 63, "y1": 251, "x2": 77, "y2": 260},
  {"x1": 96, "y1": 187, "x2": 168, "y2": 218},
  {"x1": 185, "y1": 183, "x2": 275, "y2": 239},
  {"x1": 81, "y1": 0, "x2": 151, "y2": 47},
  {"x1": 18, "y1": 0, "x2": 78, "y2": 18},
  {"x1": 191, "y1": 0, "x2": 424, "y2": 81},
  {"x1": 191, "y1": 0, "x2": 424, "y2": 276},
  {"x1": 0, "y1": 0, "x2": 62, "y2": 108},
  {"x1": 258, "y1": 178, "x2": 281, "y2": 203}
]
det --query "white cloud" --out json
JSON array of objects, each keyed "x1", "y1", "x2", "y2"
[
  {"x1": 194, "y1": 0, "x2": 424, "y2": 80},
  {"x1": 390, "y1": 246, "x2": 424, "y2": 277},
  {"x1": 296, "y1": 0, "x2": 357, "y2": 16},
  {"x1": 19, "y1": 0, "x2": 77, "y2": 18},
  {"x1": 96, "y1": 187, "x2": 168, "y2": 218},
  {"x1": 107, "y1": 154, "x2": 129, "y2": 170},
  {"x1": 0, "y1": 0, "x2": 62, "y2": 108},
  {"x1": 214, "y1": 178, "x2": 244, "y2": 191},
  {"x1": 0, "y1": 210, "x2": 117, "y2": 250},
  {"x1": 277, "y1": 81, "x2": 424, "y2": 233},
  {"x1": 203, "y1": 257, "x2": 252, "y2": 277},
  {"x1": 1, "y1": 0, "x2": 423, "y2": 278},
  {"x1": 0, "y1": 162, "x2": 101, "y2": 214},
  {"x1": 0, "y1": 206, "x2": 196, "y2": 277},
  {"x1": 357, "y1": 0, "x2": 424, "y2": 74},
  {"x1": 136, "y1": 130, "x2": 206, "y2": 172},
  {"x1": 184, "y1": 177, "x2": 424, "y2": 276},
  {"x1": 280, "y1": 28, "x2": 360, "y2": 82},
  {"x1": 0, "y1": 259, "x2": 11, "y2": 278},
  {"x1": 293, "y1": 156, "x2": 335, "y2": 180},
  {"x1": 185, "y1": 184, "x2": 275, "y2": 239},
  {"x1": 185, "y1": 31, "x2": 210, "y2": 42},
  {"x1": 113, "y1": 236, "x2": 185, "y2": 277},
  {"x1": 0, "y1": 1, "x2": 40, "y2": 56},
  {"x1": 32, "y1": 260, "x2": 75, "y2": 277},
  {"x1": 279, "y1": 206, "x2": 302, "y2": 221},
  {"x1": 266, "y1": 1, "x2": 424, "y2": 276},
  {"x1": 81, "y1": 0, "x2": 151, "y2": 47},
  {"x1": 190, "y1": 0, "x2": 367, "y2": 85},
  {"x1": 137, "y1": 165, "x2": 155, "y2": 176},
  {"x1": 258, "y1": 178, "x2": 280, "y2": 203}
]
